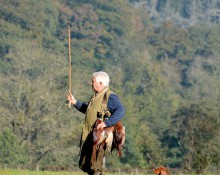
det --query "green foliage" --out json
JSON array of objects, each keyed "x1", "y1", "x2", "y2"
[
  {"x1": 168, "y1": 103, "x2": 220, "y2": 174},
  {"x1": 147, "y1": 21, "x2": 191, "y2": 60},
  {"x1": 0, "y1": 0, "x2": 220, "y2": 173},
  {"x1": 0, "y1": 128, "x2": 27, "y2": 166}
]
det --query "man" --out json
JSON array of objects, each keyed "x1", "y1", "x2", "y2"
[{"x1": 67, "y1": 71, "x2": 125, "y2": 175}]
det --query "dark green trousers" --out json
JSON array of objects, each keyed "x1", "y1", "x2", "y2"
[{"x1": 79, "y1": 132, "x2": 105, "y2": 174}]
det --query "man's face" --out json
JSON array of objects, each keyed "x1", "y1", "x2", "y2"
[{"x1": 91, "y1": 77, "x2": 103, "y2": 92}]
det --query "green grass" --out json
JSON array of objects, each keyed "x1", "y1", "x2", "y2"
[
  {"x1": 0, "y1": 169, "x2": 87, "y2": 175},
  {"x1": 0, "y1": 169, "x2": 219, "y2": 175}
]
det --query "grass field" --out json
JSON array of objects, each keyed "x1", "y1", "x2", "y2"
[
  {"x1": 0, "y1": 169, "x2": 219, "y2": 175},
  {"x1": 0, "y1": 169, "x2": 87, "y2": 175}
]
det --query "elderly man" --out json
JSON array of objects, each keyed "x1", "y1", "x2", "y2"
[{"x1": 67, "y1": 71, "x2": 125, "y2": 175}]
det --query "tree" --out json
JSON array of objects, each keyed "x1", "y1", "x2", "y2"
[
  {"x1": 0, "y1": 39, "x2": 83, "y2": 169},
  {"x1": 0, "y1": 128, "x2": 27, "y2": 167},
  {"x1": 168, "y1": 103, "x2": 220, "y2": 174}
]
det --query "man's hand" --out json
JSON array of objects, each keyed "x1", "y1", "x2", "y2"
[
  {"x1": 97, "y1": 121, "x2": 106, "y2": 130},
  {"x1": 67, "y1": 93, "x2": 76, "y2": 105}
]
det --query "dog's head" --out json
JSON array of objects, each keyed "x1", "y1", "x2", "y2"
[{"x1": 153, "y1": 167, "x2": 170, "y2": 175}]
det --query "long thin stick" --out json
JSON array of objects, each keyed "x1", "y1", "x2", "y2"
[{"x1": 68, "y1": 24, "x2": 72, "y2": 108}]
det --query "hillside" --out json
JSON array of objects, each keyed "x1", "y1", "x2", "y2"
[
  {"x1": 0, "y1": 0, "x2": 220, "y2": 174},
  {"x1": 131, "y1": 0, "x2": 220, "y2": 27}
]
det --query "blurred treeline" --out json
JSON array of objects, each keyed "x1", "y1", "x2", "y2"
[{"x1": 0, "y1": 0, "x2": 220, "y2": 174}]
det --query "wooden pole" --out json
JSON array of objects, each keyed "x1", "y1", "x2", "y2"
[{"x1": 68, "y1": 24, "x2": 72, "y2": 108}]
